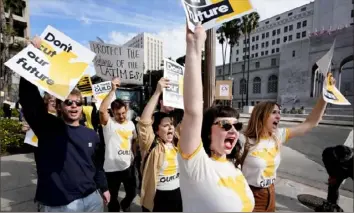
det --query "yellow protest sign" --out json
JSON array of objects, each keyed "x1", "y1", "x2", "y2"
[
  {"x1": 181, "y1": 0, "x2": 254, "y2": 31},
  {"x1": 77, "y1": 75, "x2": 93, "y2": 97},
  {"x1": 4, "y1": 25, "x2": 96, "y2": 101}
]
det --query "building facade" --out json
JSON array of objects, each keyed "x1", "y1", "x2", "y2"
[
  {"x1": 124, "y1": 33, "x2": 164, "y2": 73},
  {"x1": 217, "y1": 0, "x2": 353, "y2": 113},
  {"x1": 0, "y1": 0, "x2": 30, "y2": 101}
]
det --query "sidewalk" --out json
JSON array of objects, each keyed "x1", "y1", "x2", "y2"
[
  {"x1": 1, "y1": 153, "x2": 353, "y2": 212},
  {"x1": 240, "y1": 113, "x2": 353, "y2": 127}
]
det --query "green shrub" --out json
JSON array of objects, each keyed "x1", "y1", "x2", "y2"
[
  {"x1": 12, "y1": 109, "x2": 20, "y2": 118},
  {"x1": 0, "y1": 119, "x2": 26, "y2": 154}
]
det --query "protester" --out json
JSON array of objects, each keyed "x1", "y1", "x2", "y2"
[
  {"x1": 177, "y1": 23, "x2": 254, "y2": 212},
  {"x1": 99, "y1": 78, "x2": 137, "y2": 212},
  {"x1": 15, "y1": 100, "x2": 23, "y2": 121},
  {"x1": 238, "y1": 85, "x2": 335, "y2": 212},
  {"x1": 2, "y1": 97, "x2": 12, "y2": 119},
  {"x1": 18, "y1": 36, "x2": 110, "y2": 212},
  {"x1": 137, "y1": 77, "x2": 182, "y2": 212},
  {"x1": 316, "y1": 144, "x2": 353, "y2": 212}
]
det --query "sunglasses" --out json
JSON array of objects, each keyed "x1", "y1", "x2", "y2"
[
  {"x1": 63, "y1": 99, "x2": 83, "y2": 107},
  {"x1": 213, "y1": 120, "x2": 243, "y2": 131}
]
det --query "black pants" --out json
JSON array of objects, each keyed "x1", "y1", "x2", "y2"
[
  {"x1": 153, "y1": 188, "x2": 182, "y2": 212},
  {"x1": 105, "y1": 165, "x2": 137, "y2": 212},
  {"x1": 322, "y1": 146, "x2": 353, "y2": 204}
]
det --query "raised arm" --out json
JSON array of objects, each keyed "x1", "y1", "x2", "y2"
[
  {"x1": 137, "y1": 78, "x2": 169, "y2": 151},
  {"x1": 179, "y1": 24, "x2": 206, "y2": 156},
  {"x1": 99, "y1": 78, "x2": 120, "y2": 126}
]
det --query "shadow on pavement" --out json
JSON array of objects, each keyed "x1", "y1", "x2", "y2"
[
  {"x1": 0, "y1": 153, "x2": 38, "y2": 211},
  {"x1": 276, "y1": 193, "x2": 313, "y2": 212}
]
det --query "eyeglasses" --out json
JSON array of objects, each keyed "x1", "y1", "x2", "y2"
[
  {"x1": 63, "y1": 99, "x2": 82, "y2": 107},
  {"x1": 213, "y1": 120, "x2": 243, "y2": 131}
]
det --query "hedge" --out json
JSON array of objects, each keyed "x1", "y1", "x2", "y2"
[{"x1": 0, "y1": 118, "x2": 28, "y2": 155}]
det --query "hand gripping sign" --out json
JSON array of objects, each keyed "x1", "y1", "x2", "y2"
[
  {"x1": 316, "y1": 39, "x2": 351, "y2": 105},
  {"x1": 92, "y1": 81, "x2": 116, "y2": 109},
  {"x1": 181, "y1": 0, "x2": 254, "y2": 31},
  {"x1": 5, "y1": 26, "x2": 96, "y2": 101},
  {"x1": 163, "y1": 58, "x2": 185, "y2": 109}
]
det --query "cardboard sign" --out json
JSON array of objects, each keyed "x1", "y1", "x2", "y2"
[
  {"x1": 24, "y1": 129, "x2": 38, "y2": 147},
  {"x1": 181, "y1": 0, "x2": 254, "y2": 31},
  {"x1": 92, "y1": 81, "x2": 116, "y2": 109},
  {"x1": 77, "y1": 75, "x2": 93, "y2": 97},
  {"x1": 316, "y1": 40, "x2": 351, "y2": 105},
  {"x1": 89, "y1": 41, "x2": 144, "y2": 85},
  {"x1": 162, "y1": 58, "x2": 184, "y2": 109},
  {"x1": 5, "y1": 26, "x2": 95, "y2": 101},
  {"x1": 215, "y1": 80, "x2": 232, "y2": 100}
]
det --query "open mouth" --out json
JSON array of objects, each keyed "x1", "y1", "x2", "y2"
[
  {"x1": 224, "y1": 137, "x2": 235, "y2": 150},
  {"x1": 68, "y1": 110, "x2": 79, "y2": 117},
  {"x1": 167, "y1": 131, "x2": 174, "y2": 136},
  {"x1": 273, "y1": 121, "x2": 279, "y2": 129}
]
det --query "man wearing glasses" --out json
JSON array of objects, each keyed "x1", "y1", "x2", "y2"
[{"x1": 18, "y1": 38, "x2": 110, "y2": 212}]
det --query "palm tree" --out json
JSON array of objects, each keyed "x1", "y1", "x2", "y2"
[
  {"x1": 241, "y1": 12, "x2": 260, "y2": 106},
  {"x1": 0, "y1": 0, "x2": 26, "y2": 99},
  {"x1": 216, "y1": 26, "x2": 228, "y2": 80}
]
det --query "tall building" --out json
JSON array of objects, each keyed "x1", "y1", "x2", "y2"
[
  {"x1": 124, "y1": 33, "x2": 164, "y2": 73},
  {"x1": 216, "y1": 0, "x2": 354, "y2": 114},
  {"x1": 0, "y1": 0, "x2": 30, "y2": 101},
  {"x1": 231, "y1": 0, "x2": 353, "y2": 64}
]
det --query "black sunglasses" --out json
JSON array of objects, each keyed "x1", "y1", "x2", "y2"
[
  {"x1": 63, "y1": 99, "x2": 83, "y2": 107},
  {"x1": 213, "y1": 120, "x2": 243, "y2": 131}
]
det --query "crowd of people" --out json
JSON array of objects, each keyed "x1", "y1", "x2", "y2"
[{"x1": 7, "y1": 23, "x2": 351, "y2": 212}]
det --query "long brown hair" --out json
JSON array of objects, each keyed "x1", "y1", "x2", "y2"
[{"x1": 236, "y1": 101, "x2": 281, "y2": 167}]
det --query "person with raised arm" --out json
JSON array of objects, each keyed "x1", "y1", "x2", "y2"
[
  {"x1": 177, "y1": 23, "x2": 254, "y2": 212},
  {"x1": 137, "y1": 77, "x2": 182, "y2": 212},
  {"x1": 99, "y1": 78, "x2": 137, "y2": 212},
  {"x1": 19, "y1": 37, "x2": 110, "y2": 212}
]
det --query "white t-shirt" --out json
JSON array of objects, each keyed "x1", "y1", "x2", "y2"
[
  {"x1": 103, "y1": 118, "x2": 137, "y2": 172},
  {"x1": 157, "y1": 143, "x2": 180, "y2": 191},
  {"x1": 178, "y1": 142, "x2": 255, "y2": 212},
  {"x1": 242, "y1": 128, "x2": 289, "y2": 188}
]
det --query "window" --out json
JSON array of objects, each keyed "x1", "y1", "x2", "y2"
[
  {"x1": 255, "y1": 53, "x2": 258, "y2": 57},
  {"x1": 289, "y1": 25, "x2": 293, "y2": 31},
  {"x1": 277, "y1": 29, "x2": 281, "y2": 34},
  {"x1": 277, "y1": 38, "x2": 280, "y2": 44},
  {"x1": 218, "y1": 69, "x2": 222, "y2": 75},
  {"x1": 261, "y1": 51, "x2": 264, "y2": 56},
  {"x1": 236, "y1": 58, "x2": 239, "y2": 62},
  {"x1": 261, "y1": 42, "x2": 265, "y2": 48},
  {"x1": 283, "y1": 36, "x2": 287, "y2": 42},
  {"x1": 303, "y1": 20, "x2": 307, "y2": 27},
  {"x1": 251, "y1": 101, "x2": 255, "y2": 106},
  {"x1": 262, "y1": 33, "x2": 265, "y2": 39},
  {"x1": 265, "y1": 51, "x2": 268, "y2": 55},
  {"x1": 276, "y1": 17, "x2": 280, "y2": 21},
  {"x1": 271, "y1": 49, "x2": 275, "y2": 54},
  {"x1": 289, "y1": 35, "x2": 293, "y2": 41},
  {"x1": 251, "y1": 54, "x2": 254, "y2": 58},
  {"x1": 236, "y1": 50, "x2": 239, "y2": 55},
  {"x1": 240, "y1": 79, "x2": 246, "y2": 94},
  {"x1": 252, "y1": 37, "x2": 255, "y2": 42},
  {"x1": 288, "y1": 12, "x2": 293, "y2": 16},
  {"x1": 256, "y1": 35, "x2": 259, "y2": 40},
  {"x1": 253, "y1": 77, "x2": 261, "y2": 94},
  {"x1": 265, "y1": 21, "x2": 269, "y2": 24},
  {"x1": 302, "y1": 31, "x2": 307, "y2": 37},
  {"x1": 284, "y1": 26, "x2": 288, "y2": 33},
  {"x1": 256, "y1": 44, "x2": 259, "y2": 49},
  {"x1": 296, "y1": 32, "x2": 301, "y2": 39},
  {"x1": 292, "y1": 50, "x2": 296, "y2": 57},
  {"x1": 351, "y1": 9, "x2": 354, "y2": 18},
  {"x1": 243, "y1": 47, "x2": 246, "y2": 52},
  {"x1": 272, "y1": 30, "x2": 276, "y2": 36},
  {"x1": 266, "y1": 32, "x2": 269, "y2": 38},
  {"x1": 268, "y1": 75, "x2": 278, "y2": 93},
  {"x1": 252, "y1": 45, "x2": 255, "y2": 50},
  {"x1": 272, "y1": 40, "x2": 275, "y2": 45},
  {"x1": 297, "y1": 22, "x2": 301, "y2": 29},
  {"x1": 301, "y1": 7, "x2": 306, "y2": 11},
  {"x1": 271, "y1": 58, "x2": 276, "y2": 66},
  {"x1": 265, "y1": 41, "x2": 269, "y2": 47},
  {"x1": 276, "y1": 48, "x2": 280, "y2": 52},
  {"x1": 255, "y1": 61, "x2": 260, "y2": 68}
]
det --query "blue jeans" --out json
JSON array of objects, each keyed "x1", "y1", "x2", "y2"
[{"x1": 38, "y1": 190, "x2": 104, "y2": 212}]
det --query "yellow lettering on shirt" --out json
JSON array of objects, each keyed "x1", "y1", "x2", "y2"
[
  {"x1": 37, "y1": 41, "x2": 88, "y2": 98},
  {"x1": 218, "y1": 176, "x2": 253, "y2": 212},
  {"x1": 116, "y1": 130, "x2": 132, "y2": 150},
  {"x1": 163, "y1": 147, "x2": 178, "y2": 176},
  {"x1": 251, "y1": 147, "x2": 278, "y2": 178}
]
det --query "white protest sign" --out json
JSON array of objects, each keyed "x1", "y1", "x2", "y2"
[
  {"x1": 89, "y1": 41, "x2": 144, "y2": 85},
  {"x1": 24, "y1": 129, "x2": 38, "y2": 147},
  {"x1": 220, "y1": 84, "x2": 229, "y2": 96},
  {"x1": 316, "y1": 40, "x2": 351, "y2": 105},
  {"x1": 163, "y1": 58, "x2": 184, "y2": 109},
  {"x1": 92, "y1": 81, "x2": 116, "y2": 109},
  {"x1": 181, "y1": 0, "x2": 254, "y2": 32},
  {"x1": 5, "y1": 26, "x2": 95, "y2": 101}
]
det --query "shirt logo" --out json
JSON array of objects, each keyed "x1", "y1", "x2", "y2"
[
  {"x1": 162, "y1": 147, "x2": 178, "y2": 176},
  {"x1": 251, "y1": 147, "x2": 278, "y2": 178},
  {"x1": 88, "y1": 142, "x2": 92, "y2": 147}
]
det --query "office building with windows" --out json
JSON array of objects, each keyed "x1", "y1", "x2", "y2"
[
  {"x1": 217, "y1": 0, "x2": 353, "y2": 114},
  {"x1": 124, "y1": 33, "x2": 164, "y2": 73}
]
